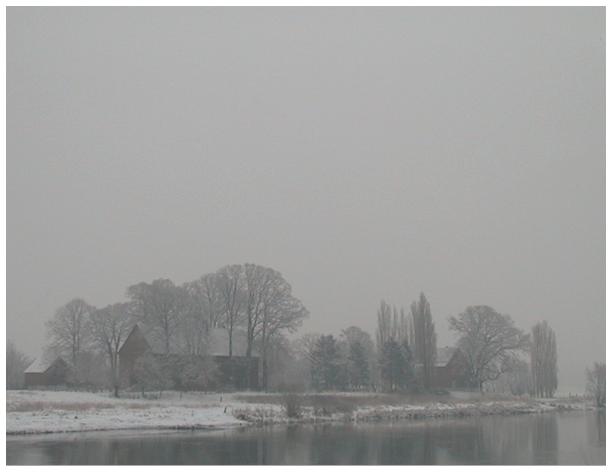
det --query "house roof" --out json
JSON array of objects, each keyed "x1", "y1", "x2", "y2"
[
  {"x1": 119, "y1": 324, "x2": 250, "y2": 357},
  {"x1": 24, "y1": 356, "x2": 64, "y2": 374},
  {"x1": 138, "y1": 326, "x2": 167, "y2": 354},
  {"x1": 118, "y1": 324, "x2": 153, "y2": 353},
  {"x1": 415, "y1": 347, "x2": 459, "y2": 368},
  {"x1": 207, "y1": 327, "x2": 248, "y2": 356},
  {"x1": 435, "y1": 347, "x2": 458, "y2": 367}
]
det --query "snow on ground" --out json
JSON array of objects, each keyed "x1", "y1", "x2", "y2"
[
  {"x1": 230, "y1": 395, "x2": 589, "y2": 426},
  {"x1": 6, "y1": 390, "x2": 588, "y2": 435},
  {"x1": 8, "y1": 405, "x2": 243, "y2": 435},
  {"x1": 7, "y1": 390, "x2": 258, "y2": 435}
]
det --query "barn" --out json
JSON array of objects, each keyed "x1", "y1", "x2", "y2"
[
  {"x1": 430, "y1": 347, "x2": 471, "y2": 390},
  {"x1": 24, "y1": 356, "x2": 70, "y2": 388},
  {"x1": 118, "y1": 324, "x2": 259, "y2": 391},
  {"x1": 415, "y1": 347, "x2": 471, "y2": 390}
]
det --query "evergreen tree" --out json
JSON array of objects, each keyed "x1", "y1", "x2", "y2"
[
  {"x1": 411, "y1": 292, "x2": 437, "y2": 390},
  {"x1": 398, "y1": 340, "x2": 416, "y2": 391},
  {"x1": 530, "y1": 321, "x2": 558, "y2": 398},
  {"x1": 379, "y1": 339, "x2": 404, "y2": 392},
  {"x1": 310, "y1": 335, "x2": 344, "y2": 391},
  {"x1": 348, "y1": 340, "x2": 370, "y2": 390}
]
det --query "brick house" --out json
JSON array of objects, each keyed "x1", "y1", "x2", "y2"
[
  {"x1": 430, "y1": 347, "x2": 471, "y2": 389},
  {"x1": 24, "y1": 356, "x2": 70, "y2": 388},
  {"x1": 415, "y1": 347, "x2": 471, "y2": 390},
  {"x1": 118, "y1": 324, "x2": 259, "y2": 390}
]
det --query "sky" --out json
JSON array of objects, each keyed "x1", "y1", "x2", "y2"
[{"x1": 7, "y1": 7, "x2": 604, "y2": 392}]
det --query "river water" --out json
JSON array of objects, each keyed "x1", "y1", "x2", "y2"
[{"x1": 6, "y1": 410, "x2": 605, "y2": 465}]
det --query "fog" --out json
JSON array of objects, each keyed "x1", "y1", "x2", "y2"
[{"x1": 7, "y1": 7, "x2": 604, "y2": 393}]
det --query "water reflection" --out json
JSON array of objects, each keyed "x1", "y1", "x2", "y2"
[
  {"x1": 531, "y1": 413, "x2": 559, "y2": 464},
  {"x1": 588, "y1": 410, "x2": 606, "y2": 447},
  {"x1": 6, "y1": 411, "x2": 604, "y2": 465}
]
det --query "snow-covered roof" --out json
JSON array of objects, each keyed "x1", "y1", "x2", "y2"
[
  {"x1": 24, "y1": 356, "x2": 63, "y2": 374},
  {"x1": 206, "y1": 327, "x2": 248, "y2": 356},
  {"x1": 118, "y1": 324, "x2": 170, "y2": 355},
  {"x1": 120, "y1": 324, "x2": 250, "y2": 357}
]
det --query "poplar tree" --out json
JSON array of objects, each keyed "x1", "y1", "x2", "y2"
[{"x1": 530, "y1": 321, "x2": 558, "y2": 398}]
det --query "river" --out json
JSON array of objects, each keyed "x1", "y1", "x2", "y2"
[{"x1": 6, "y1": 410, "x2": 605, "y2": 465}]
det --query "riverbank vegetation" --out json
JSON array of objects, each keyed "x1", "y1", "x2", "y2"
[{"x1": 6, "y1": 389, "x2": 591, "y2": 435}]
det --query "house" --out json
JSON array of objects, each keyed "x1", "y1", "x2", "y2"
[
  {"x1": 24, "y1": 356, "x2": 70, "y2": 388},
  {"x1": 118, "y1": 324, "x2": 259, "y2": 391},
  {"x1": 430, "y1": 347, "x2": 471, "y2": 390},
  {"x1": 415, "y1": 347, "x2": 471, "y2": 390}
]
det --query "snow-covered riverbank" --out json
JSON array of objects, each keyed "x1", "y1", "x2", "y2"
[
  {"x1": 7, "y1": 390, "x2": 247, "y2": 434},
  {"x1": 6, "y1": 389, "x2": 591, "y2": 435},
  {"x1": 233, "y1": 397, "x2": 587, "y2": 425}
]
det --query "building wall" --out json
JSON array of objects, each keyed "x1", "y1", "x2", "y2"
[
  {"x1": 118, "y1": 327, "x2": 152, "y2": 387},
  {"x1": 24, "y1": 360, "x2": 69, "y2": 388},
  {"x1": 432, "y1": 352, "x2": 472, "y2": 389},
  {"x1": 213, "y1": 355, "x2": 260, "y2": 390},
  {"x1": 24, "y1": 372, "x2": 47, "y2": 387},
  {"x1": 118, "y1": 327, "x2": 260, "y2": 391}
]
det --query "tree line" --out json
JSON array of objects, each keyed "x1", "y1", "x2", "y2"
[
  {"x1": 18, "y1": 263, "x2": 308, "y2": 395},
  {"x1": 296, "y1": 294, "x2": 583, "y2": 399},
  {"x1": 7, "y1": 282, "x2": 605, "y2": 405}
]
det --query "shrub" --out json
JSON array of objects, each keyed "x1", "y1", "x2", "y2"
[
  {"x1": 277, "y1": 382, "x2": 306, "y2": 394},
  {"x1": 310, "y1": 394, "x2": 356, "y2": 416},
  {"x1": 282, "y1": 393, "x2": 303, "y2": 418}
]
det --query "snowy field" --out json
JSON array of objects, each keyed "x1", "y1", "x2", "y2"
[
  {"x1": 6, "y1": 390, "x2": 260, "y2": 434},
  {"x1": 6, "y1": 389, "x2": 588, "y2": 435}
]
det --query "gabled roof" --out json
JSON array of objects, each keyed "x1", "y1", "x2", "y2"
[
  {"x1": 24, "y1": 356, "x2": 65, "y2": 374},
  {"x1": 119, "y1": 324, "x2": 251, "y2": 357},
  {"x1": 415, "y1": 347, "x2": 459, "y2": 368},
  {"x1": 435, "y1": 347, "x2": 459, "y2": 367},
  {"x1": 118, "y1": 324, "x2": 163, "y2": 354},
  {"x1": 137, "y1": 324, "x2": 167, "y2": 354}
]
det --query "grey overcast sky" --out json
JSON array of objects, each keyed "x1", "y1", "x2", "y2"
[{"x1": 7, "y1": 7, "x2": 604, "y2": 392}]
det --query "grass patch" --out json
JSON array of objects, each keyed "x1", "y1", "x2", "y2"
[
  {"x1": 7, "y1": 401, "x2": 154, "y2": 412},
  {"x1": 235, "y1": 392, "x2": 455, "y2": 408}
]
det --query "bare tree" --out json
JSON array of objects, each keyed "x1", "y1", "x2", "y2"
[
  {"x1": 411, "y1": 292, "x2": 437, "y2": 390},
  {"x1": 375, "y1": 300, "x2": 393, "y2": 351},
  {"x1": 180, "y1": 273, "x2": 227, "y2": 355},
  {"x1": 449, "y1": 305, "x2": 530, "y2": 392},
  {"x1": 400, "y1": 307, "x2": 413, "y2": 347},
  {"x1": 376, "y1": 301, "x2": 411, "y2": 349},
  {"x1": 486, "y1": 358, "x2": 531, "y2": 396},
  {"x1": 375, "y1": 300, "x2": 413, "y2": 390},
  {"x1": 244, "y1": 263, "x2": 273, "y2": 358},
  {"x1": 90, "y1": 302, "x2": 135, "y2": 397},
  {"x1": 127, "y1": 279, "x2": 186, "y2": 354},
  {"x1": 7, "y1": 340, "x2": 33, "y2": 389},
  {"x1": 46, "y1": 298, "x2": 95, "y2": 370},
  {"x1": 586, "y1": 362, "x2": 605, "y2": 408},
  {"x1": 177, "y1": 285, "x2": 210, "y2": 356},
  {"x1": 256, "y1": 271, "x2": 308, "y2": 390},
  {"x1": 216, "y1": 264, "x2": 246, "y2": 357},
  {"x1": 530, "y1": 320, "x2": 558, "y2": 398},
  {"x1": 342, "y1": 326, "x2": 375, "y2": 353},
  {"x1": 178, "y1": 308, "x2": 209, "y2": 356},
  {"x1": 295, "y1": 332, "x2": 322, "y2": 367},
  {"x1": 185, "y1": 273, "x2": 224, "y2": 330}
]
